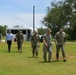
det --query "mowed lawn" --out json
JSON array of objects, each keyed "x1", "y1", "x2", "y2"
[{"x1": 0, "y1": 41, "x2": 76, "y2": 75}]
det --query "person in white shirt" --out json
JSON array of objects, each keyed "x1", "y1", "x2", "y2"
[{"x1": 6, "y1": 30, "x2": 13, "y2": 52}]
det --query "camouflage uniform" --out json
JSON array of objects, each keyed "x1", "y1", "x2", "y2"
[
  {"x1": 55, "y1": 31, "x2": 66, "y2": 61},
  {"x1": 31, "y1": 33, "x2": 40, "y2": 57},
  {"x1": 16, "y1": 31, "x2": 24, "y2": 53},
  {"x1": 43, "y1": 33, "x2": 52, "y2": 62}
]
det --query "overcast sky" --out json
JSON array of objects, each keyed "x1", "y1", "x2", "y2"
[{"x1": 0, "y1": 0, "x2": 61, "y2": 28}]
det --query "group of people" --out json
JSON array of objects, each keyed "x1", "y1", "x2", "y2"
[
  {"x1": 31, "y1": 28, "x2": 66, "y2": 62},
  {"x1": 6, "y1": 30, "x2": 24, "y2": 53},
  {"x1": 5, "y1": 28, "x2": 66, "y2": 62}
]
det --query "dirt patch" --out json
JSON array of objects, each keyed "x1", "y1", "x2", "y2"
[{"x1": 69, "y1": 56, "x2": 76, "y2": 58}]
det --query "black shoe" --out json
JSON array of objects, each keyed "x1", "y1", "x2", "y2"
[{"x1": 63, "y1": 59, "x2": 66, "y2": 62}]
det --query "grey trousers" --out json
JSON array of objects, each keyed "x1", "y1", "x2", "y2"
[
  {"x1": 56, "y1": 45, "x2": 66, "y2": 59},
  {"x1": 32, "y1": 45, "x2": 39, "y2": 56},
  {"x1": 17, "y1": 42, "x2": 23, "y2": 51},
  {"x1": 43, "y1": 46, "x2": 52, "y2": 61}
]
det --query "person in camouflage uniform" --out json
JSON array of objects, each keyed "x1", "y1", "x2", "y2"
[
  {"x1": 43, "y1": 28, "x2": 53, "y2": 62},
  {"x1": 54, "y1": 28, "x2": 66, "y2": 62},
  {"x1": 16, "y1": 30, "x2": 24, "y2": 53},
  {"x1": 31, "y1": 30, "x2": 40, "y2": 57}
]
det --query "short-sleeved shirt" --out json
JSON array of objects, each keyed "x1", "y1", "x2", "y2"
[
  {"x1": 55, "y1": 32, "x2": 66, "y2": 45},
  {"x1": 31, "y1": 34, "x2": 40, "y2": 47},
  {"x1": 43, "y1": 33, "x2": 52, "y2": 47},
  {"x1": 16, "y1": 33, "x2": 24, "y2": 42}
]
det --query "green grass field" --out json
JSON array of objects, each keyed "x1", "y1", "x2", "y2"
[{"x1": 0, "y1": 41, "x2": 76, "y2": 75}]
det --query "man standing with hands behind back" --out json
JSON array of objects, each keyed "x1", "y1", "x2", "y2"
[{"x1": 54, "y1": 28, "x2": 67, "y2": 62}]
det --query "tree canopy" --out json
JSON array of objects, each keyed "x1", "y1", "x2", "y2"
[
  {"x1": 42, "y1": 0, "x2": 76, "y2": 40},
  {"x1": 0, "y1": 25, "x2": 7, "y2": 36}
]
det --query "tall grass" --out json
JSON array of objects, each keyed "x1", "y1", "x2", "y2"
[{"x1": 0, "y1": 41, "x2": 76, "y2": 75}]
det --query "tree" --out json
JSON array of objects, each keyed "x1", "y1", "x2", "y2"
[
  {"x1": 0, "y1": 25, "x2": 7, "y2": 36},
  {"x1": 38, "y1": 28, "x2": 47, "y2": 35},
  {"x1": 42, "y1": 0, "x2": 76, "y2": 40}
]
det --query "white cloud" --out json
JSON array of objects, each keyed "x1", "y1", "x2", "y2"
[
  {"x1": 0, "y1": 13, "x2": 45, "y2": 28},
  {"x1": 0, "y1": 0, "x2": 55, "y2": 28}
]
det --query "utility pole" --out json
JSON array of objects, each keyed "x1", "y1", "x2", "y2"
[{"x1": 33, "y1": 6, "x2": 35, "y2": 31}]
